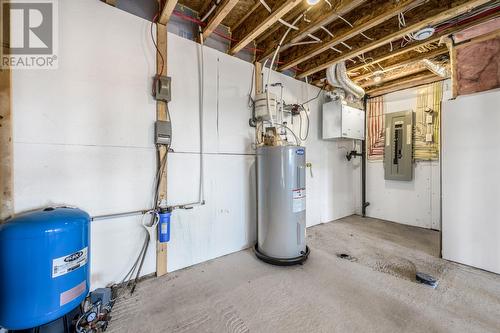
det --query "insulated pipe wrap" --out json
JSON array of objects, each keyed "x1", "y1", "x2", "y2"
[{"x1": 421, "y1": 59, "x2": 449, "y2": 78}]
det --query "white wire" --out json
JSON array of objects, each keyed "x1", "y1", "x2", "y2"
[
  {"x1": 259, "y1": 0, "x2": 271, "y2": 12},
  {"x1": 307, "y1": 33, "x2": 322, "y2": 42},
  {"x1": 320, "y1": 25, "x2": 334, "y2": 38},
  {"x1": 330, "y1": 46, "x2": 342, "y2": 53}
]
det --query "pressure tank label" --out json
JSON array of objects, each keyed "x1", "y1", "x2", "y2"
[
  {"x1": 52, "y1": 247, "x2": 88, "y2": 278},
  {"x1": 292, "y1": 188, "x2": 306, "y2": 213}
]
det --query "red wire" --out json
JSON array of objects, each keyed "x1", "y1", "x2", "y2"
[{"x1": 172, "y1": 10, "x2": 267, "y2": 55}]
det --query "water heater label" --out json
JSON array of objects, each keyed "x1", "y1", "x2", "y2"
[
  {"x1": 52, "y1": 247, "x2": 88, "y2": 278},
  {"x1": 292, "y1": 188, "x2": 306, "y2": 213}
]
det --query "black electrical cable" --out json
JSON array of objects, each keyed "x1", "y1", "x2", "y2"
[
  {"x1": 129, "y1": 148, "x2": 167, "y2": 294},
  {"x1": 150, "y1": 2, "x2": 166, "y2": 96}
]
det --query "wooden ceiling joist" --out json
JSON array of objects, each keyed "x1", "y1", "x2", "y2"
[
  {"x1": 257, "y1": 0, "x2": 366, "y2": 61},
  {"x1": 366, "y1": 72, "x2": 445, "y2": 97},
  {"x1": 279, "y1": 0, "x2": 424, "y2": 71},
  {"x1": 361, "y1": 66, "x2": 430, "y2": 89},
  {"x1": 202, "y1": 0, "x2": 240, "y2": 39},
  {"x1": 229, "y1": 0, "x2": 303, "y2": 55},
  {"x1": 105, "y1": 0, "x2": 117, "y2": 6},
  {"x1": 354, "y1": 46, "x2": 448, "y2": 82},
  {"x1": 159, "y1": 0, "x2": 179, "y2": 25},
  {"x1": 296, "y1": 0, "x2": 492, "y2": 79}
]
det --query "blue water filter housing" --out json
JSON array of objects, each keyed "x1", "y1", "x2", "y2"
[
  {"x1": 158, "y1": 209, "x2": 171, "y2": 243},
  {"x1": 0, "y1": 207, "x2": 90, "y2": 330}
]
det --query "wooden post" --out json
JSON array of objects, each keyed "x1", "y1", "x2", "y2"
[
  {"x1": 0, "y1": 67, "x2": 12, "y2": 221},
  {"x1": 255, "y1": 61, "x2": 263, "y2": 94},
  {"x1": 155, "y1": 21, "x2": 168, "y2": 277},
  {"x1": 1, "y1": 4, "x2": 13, "y2": 221}
]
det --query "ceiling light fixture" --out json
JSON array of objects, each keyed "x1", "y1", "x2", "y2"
[
  {"x1": 413, "y1": 27, "x2": 435, "y2": 41},
  {"x1": 306, "y1": 0, "x2": 320, "y2": 5}
]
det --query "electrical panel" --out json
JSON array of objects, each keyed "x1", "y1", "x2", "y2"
[
  {"x1": 322, "y1": 100, "x2": 365, "y2": 140},
  {"x1": 155, "y1": 120, "x2": 172, "y2": 146},
  {"x1": 384, "y1": 111, "x2": 413, "y2": 181}
]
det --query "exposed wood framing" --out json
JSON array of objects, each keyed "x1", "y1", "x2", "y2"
[
  {"x1": 156, "y1": 23, "x2": 168, "y2": 277},
  {"x1": 255, "y1": 61, "x2": 263, "y2": 94},
  {"x1": 203, "y1": 0, "x2": 239, "y2": 39},
  {"x1": 159, "y1": 0, "x2": 179, "y2": 25},
  {"x1": 105, "y1": 0, "x2": 117, "y2": 6},
  {"x1": 0, "y1": 67, "x2": 12, "y2": 221},
  {"x1": 232, "y1": 1, "x2": 260, "y2": 31},
  {"x1": 296, "y1": 0, "x2": 491, "y2": 79},
  {"x1": 361, "y1": 66, "x2": 429, "y2": 89},
  {"x1": 229, "y1": 0, "x2": 303, "y2": 55},
  {"x1": 354, "y1": 46, "x2": 448, "y2": 82},
  {"x1": 1, "y1": 4, "x2": 12, "y2": 221},
  {"x1": 366, "y1": 72, "x2": 444, "y2": 97},
  {"x1": 279, "y1": 0, "x2": 423, "y2": 71},
  {"x1": 258, "y1": 0, "x2": 366, "y2": 61},
  {"x1": 348, "y1": 37, "x2": 443, "y2": 75}
]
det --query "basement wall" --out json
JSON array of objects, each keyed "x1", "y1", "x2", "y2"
[
  {"x1": 365, "y1": 84, "x2": 447, "y2": 230},
  {"x1": 11, "y1": 0, "x2": 360, "y2": 289}
]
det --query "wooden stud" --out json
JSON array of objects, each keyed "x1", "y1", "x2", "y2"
[
  {"x1": 255, "y1": 61, "x2": 263, "y2": 94},
  {"x1": 257, "y1": 0, "x2": 366, "y2": 61},
  {"x1": 229, "y1": 0, "x2": 303, "y2": 55},
  {"x1": 203, "y1": 0, "x2": 239, "y2": 39},
  {"x1": 0, "y1": 68, "x2": 12, "y2": 221},
  {"x1": 279, "y1": 0, "x2": 423, "y2": 71},
  {"x1": 156, "y1": 22, "x2": 168, "y2": 277},
  {"x1": 1, "y1": 3, "x2": 12, "y2": 221},
  {"x1": 296, "y1": 0, "x2": 492, "y2": 79},
  {"x1": 159, "y1": 0, "x2": 179, "y2": 25},
  {"x1": 105, "y1": 0, "x2": 117, "y2": 6}
]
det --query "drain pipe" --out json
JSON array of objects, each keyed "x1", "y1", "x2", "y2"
[{"x1": 362, "y1": 95, "x2": 370, "y2": 217}]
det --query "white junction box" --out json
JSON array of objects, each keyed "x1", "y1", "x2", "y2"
[{"x1": 322, "y1": 100, "x2": 365, "y2": 140}]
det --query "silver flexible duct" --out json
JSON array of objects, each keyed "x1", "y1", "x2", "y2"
[
  {"x1": 326, "y1": 64, "x2": 342, "y2": 88},
  {"x1": 421, "y1": 59, "x2": 449, "y2": 78},
  {"x1": 335, "y1": 61, "x2": 365, "y2": 99}
]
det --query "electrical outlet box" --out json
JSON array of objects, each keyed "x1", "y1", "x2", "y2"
[
  {"x1": 155, "y1": 120, "x2": 172, "y2": 146},
  {"x1": 384, "y1": 110, "x2": 413, "y2": 181},
  {"x1": 426, "y1": 114, "x2": 433, "y2": 124},
  {"x1": 426, "y1": 133, "x2": 433, "y2": 142},
  {"x1": 322, "y1": 100, "x2": 365, "y2": 140},
  {"x1": 155, "y1": 76, "x2": 171, "y2": 102}
]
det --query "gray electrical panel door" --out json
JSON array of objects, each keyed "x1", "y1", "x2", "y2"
[{"x1": 384, "y1": 111, "x2": 413, "y2": 181}]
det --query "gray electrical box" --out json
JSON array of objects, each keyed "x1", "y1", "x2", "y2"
[
  {"x1": 155, "y1": 120, "x2": 172, "y2": 146},
  {"x1": 155, "y1": 76, "x2": 171, "y2": 102},
  {"x1": 384, "y1": 111, "x2": 413, "y2": 181}
]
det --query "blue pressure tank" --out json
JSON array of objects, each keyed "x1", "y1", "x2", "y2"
[{"x1": 0, "y1": 207, "x2": 90, "y2": 330}]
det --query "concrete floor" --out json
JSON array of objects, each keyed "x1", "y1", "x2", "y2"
[{"x1": 109, "y1": 216, "x2": 500, "y2": 333}]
